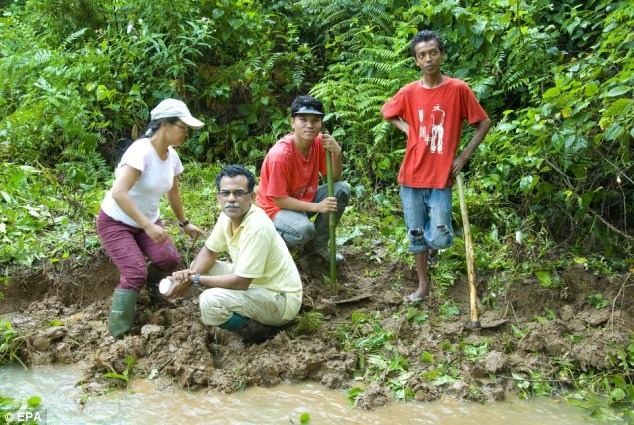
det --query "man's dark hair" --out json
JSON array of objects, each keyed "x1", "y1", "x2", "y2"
[
  {"x1": 215, "y1": 164, "x2": 256, "y2": 192},
  {"x1": 290, "y1": 95, "x2": 324, "y2": 117},
  {"x1": 410, "y1": 30, "x2": 445, "y2": 57}
]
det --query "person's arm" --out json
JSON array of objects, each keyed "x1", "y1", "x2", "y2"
[
  {"x1": 169, "y1": 246, "x2": 252, "y2": 296},
  {"x1": 321, "y1": 133, "x2": 343, "y2": 181},
  {"x1": 388, "y1": 117, "x2": 409, "y2": 136},
  {"x1": 451, "y1": 118, "x2": 491, "y2": 177},
  {"x1": 166, "y1": 175, "x2": 205, "y2": 239},
  {"x1": 111, "y1": 165, "x2": 168, "y2": 243},
  {"x1": 274, "y1": 195, "x2": 337, "y2": 214}
]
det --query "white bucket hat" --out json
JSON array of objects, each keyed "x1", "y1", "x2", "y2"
[{"x1": 150, "y1": 98, "x2": 204, "y2": 129}]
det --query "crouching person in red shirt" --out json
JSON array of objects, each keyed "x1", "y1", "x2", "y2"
[{"x1": 256, "y1": 95, "x2": 350, "y2": 263}]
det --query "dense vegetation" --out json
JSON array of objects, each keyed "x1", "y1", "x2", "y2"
[
  {"x1": 0, "y1": 0, "x2": 632, "y2": 420},
  {"x1": 0, "y1": 0, "x2": 631, "y2": 268}
]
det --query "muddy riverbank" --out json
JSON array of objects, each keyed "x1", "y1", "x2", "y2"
[{"x1": 2, "y1": 248, "x2": 632, "y2": 411}]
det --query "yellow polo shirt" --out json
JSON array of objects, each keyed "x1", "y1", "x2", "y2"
[{"x1": 205, "y1": 204, "x2": 302, "y2": 320}]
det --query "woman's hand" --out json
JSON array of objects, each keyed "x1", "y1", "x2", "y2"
[
  {"x1": 143, "y1": 222, "x2": 169, "y2": 244},
  {"x1": 182, "y1": 222, "x2": 205, "y2": 241}
]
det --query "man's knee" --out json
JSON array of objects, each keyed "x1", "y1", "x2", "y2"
[
  {"x1": 428, "y1": 224, "x2": 453, "y2": 249},
  {"x1": 199, "y1": 288, "x2": 231, "y2": 326},
  {"x1": 334, "y1": 181, "x2": 351, "y2": 208},
  {"x1": 278, "y1": 221, "x2": 315, "y2": 247},
  {"x1": 407, "y1": 227, "x2": 429, "y2": 253}
]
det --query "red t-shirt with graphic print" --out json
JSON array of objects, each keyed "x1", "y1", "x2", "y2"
[
  {"x1": 256, "y1": 133, "x2": 327, "y2": 219},
  {"x1": 381, "y1": 77, "x2": 488, "y2": 189}
]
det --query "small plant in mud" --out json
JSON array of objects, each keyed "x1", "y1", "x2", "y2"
[
  {"x1": 346, "y1": 386, "x2": 363, "y2": 406},
  {"x1": 514, "y1": 371, "x2": 553, "y2": 398},
  {"x1": 404, "y1": 307, "x2": 427, "y2": 324},
  {"x1": 0, "y1": 275, "x2": 8, "y2": 302},
  {"x1": 439, "y1": 301, "x2": 461, "y2": 319},
  {"x1": 534, "y1": 308, "x2": 557, "y2": 324},
  {"x1": 0, "y1": 394, "x2": 42, "y2": 425},
  {"x1": 293, "y1": 311, "x2": 323, "y2": 335},
  {"x1": 567, "y1": 341, "x2": 634, "y2": 421},
  {"x1": 429, "y1": 252, "x2": 462, "y2": 296},
  {"x1": 334, "y1": 311, "x2": 416, "y2": 401},
  {"x1": 586, "y1": 293, "x2": 609, "y2": 309},
  {"x1": 423, "y1": 362, "x2": 460, "y2": 387},
  {"x1": 420, "y1": 351, "x2": 434, "y2": 365},
  {"x1": 104, "y1": 355, "x2": 136, "y2": 387},
  {"x1": 232, "y1": 367, "x2": 248, "y2": 392},
  {"x1": 534, "y1": 270, "x2": 561, "y2": 288},
  {"x1": 291, "y1": 411, "x2": 310, "y2": 424},
  {"x1": 511, "y1": 324, "x2": 529, "y2": 340},
  {"x1": 0, "y1": 320, "x2": 27, "y2": 368},
  {"x1": 461, "y1": 342, "x2": 489, "y2": 362},
  {"x1": 334, "y1": 311, "x2": 393, "y2": 361},
  {"x1": 366, "y1": 353, "x2": 414, "y2": 401},
  {"x1": 467, "y1": 384, "x2": 486, "y2": 402}
]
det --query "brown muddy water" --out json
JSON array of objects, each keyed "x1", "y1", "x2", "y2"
[{"x1": 2, "y1": 365, "x2": 596, "y2": 425}]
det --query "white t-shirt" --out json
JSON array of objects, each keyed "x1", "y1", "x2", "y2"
[{"x1": 101, "y1": 138, "x2": 183, "y2": 227}]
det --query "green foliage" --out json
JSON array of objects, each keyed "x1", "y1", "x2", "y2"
[
  {"x1": 293, "y1": 311, "x2": 323, "y2": 335},
  {"x1": 513, "y1": 371, "x2": 554, "y2": 398},
  {"x1": 298, "y1": 411, "x2": 311, "y2": 424},
  {"x1": 420, "y1": 351, "x2": 434, "y2": 365},
  {"x1": 0, "y1": 163, "x2": 102, "y2": 267},
  {"x1": 586, "y1": 293, "x2": 610, "y2": 309},
  {"x1": 0, "y1": 320, "x2": 26, "y2": 368},
  {"x1": 439, "y1": 301, "x2": 461, "y2": 318},
  {"x1": 346, "y1": 386, "x2": 363, "y2": 405},
  {"x1": 423, "y1": 361, "x2": 460, "y2": 387},
  {"x1": 0, "y1": 0, "x2": 630, "y2": 272},
  {"x1": 104, "y1": 355, "x2": 136, "y2": 386},
  {"x1": 462, "y1": 342, "x2": 489, "y2": 362},
  {"x1": 334, "y1": 310, "x2": 415, "y2": 401},
  {"x1": 404, "y1": 307, "x2": 428, "y2": 324}
]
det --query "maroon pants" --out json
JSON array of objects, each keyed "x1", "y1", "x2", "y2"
[{"x1": 96, "y1": 210, "x2": 180, "y2": 291}]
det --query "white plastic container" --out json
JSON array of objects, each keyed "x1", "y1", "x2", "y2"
[{"x1": 158, "y1": 277, "x2": 174, "y2": 296}]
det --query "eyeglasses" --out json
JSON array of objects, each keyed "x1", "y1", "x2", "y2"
[{"x1": 218, "y1": 190, "x2": 251, "y2": 199}]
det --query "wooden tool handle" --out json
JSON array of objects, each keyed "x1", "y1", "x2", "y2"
[{"x1": 456, "y1": 173, "x2": 479, "y2": 325}]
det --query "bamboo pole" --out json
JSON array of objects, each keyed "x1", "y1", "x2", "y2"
[
  {"x1": 325, "y1": 149, "x2": 337, "y2": 293},
  {"x1": 456, "y1": 173, "x2": 480, "y2": 328}
]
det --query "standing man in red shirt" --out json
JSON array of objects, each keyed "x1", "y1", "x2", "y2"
[
  {"x1": 382, "y1": 30, "x2": 491, "y2": 302},
  {"x1": 257, "y1": 95, "x2": 350, "y2": 262}
]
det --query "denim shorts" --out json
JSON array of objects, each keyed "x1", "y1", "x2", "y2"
[{"x1": 399, "y1": 186, "x2": 454, "y2": 253}]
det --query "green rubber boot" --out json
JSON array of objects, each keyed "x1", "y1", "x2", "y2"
[
  {"x1": 108, "y1": 288, "x2": 138, "y2": 339},
  {"x1": 218, "y1": 312, "x2": 248, "y2": 330},
  {"x1": 219, "y1": 313, "x2": 279, "y2": 343}
]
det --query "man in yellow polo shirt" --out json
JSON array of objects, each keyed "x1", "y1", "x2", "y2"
[{"x1": 169, "y1": 164, "x2": 302, "y2": 343}]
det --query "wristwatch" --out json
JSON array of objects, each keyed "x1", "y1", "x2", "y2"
[{"x1": 192, "y1": 273, "x2": 202, "y2": 289}]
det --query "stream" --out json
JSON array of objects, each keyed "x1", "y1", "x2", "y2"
[{"x1": 1, "y1": 365, "x2": 596, "y2": 424}]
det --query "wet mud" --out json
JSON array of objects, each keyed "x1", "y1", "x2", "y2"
[{"x1": 2, "y1": 247, "x2": 632, "y2": 409}]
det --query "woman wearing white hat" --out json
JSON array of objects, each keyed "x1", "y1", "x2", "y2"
[{"x1": 97, "y1": 98, "x2": 205, "y2": 338}]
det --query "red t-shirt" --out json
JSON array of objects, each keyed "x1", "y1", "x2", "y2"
[
  {"x1": 382, "y1": 77, "x2": 488, "y2": 188},
  {"x1": 256, "y1": 133, "x2": 327, "y2": 219}
]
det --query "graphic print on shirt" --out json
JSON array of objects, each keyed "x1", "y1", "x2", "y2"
[
  {"x1": 291, "y1": 185, "x2": 313, "y2": 200},
  {"x1": 417, "y1": 104, "x2": 446, "y2": 154}
]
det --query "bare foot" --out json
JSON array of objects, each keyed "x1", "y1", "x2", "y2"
[{"x1": 405, "y1": 284, "x2": 429, "y2": 303}]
